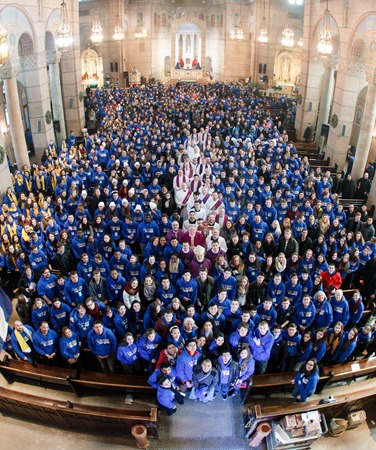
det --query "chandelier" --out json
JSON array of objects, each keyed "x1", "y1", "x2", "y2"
[
  {"x1": 0, "y1": 24, "x2": 9, "y2": 65},
  {"x1": 113, "y1": 25, "x2": 124, "y2": 41},
  {"x1": 91, "y1": 11, "x2": 103, "y2": 45},
  {"x1": 281, "y1": 24, "x2": 294, "y2": 47},
  {"x1": 56, "y1": 0, "x2": 73, "y2": 52},
  {"x1": 288, "y1": 0, "x2": 303, "y2": 5},
  {"x1": 258, "y1": 0, "x2": 268, "y2": 43},
  {"x1": 317, "y1": 1, "x2": 333, "y2": 55},
  {"x1": 230, "y1": 4, "x2": 243, "y2": 41},
  {"x1": 298, "y1": 37, "x2": 303, "y2": 47},
  {"x1": 135, "y1": 1, "x2": 147, "y2": 39},
  {"x1": 113, "y1": 0, "x2": 124, "y2": 41}
]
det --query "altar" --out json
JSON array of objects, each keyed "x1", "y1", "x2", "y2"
[{"x1": 171, "y1": 69, "x2": 205, "y2": 81}]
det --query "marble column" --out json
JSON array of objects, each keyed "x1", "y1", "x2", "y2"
[
  {"x1": 352, "y1": 71, "x2": 376, "y2": 181},
  {"x1": 0, "y1": 60, "x2": 30, "y2": 169},
  {"x1": 47, "y1": 51, "x2": 66, "y2": 143},
  {"x1": 316, "y1": 57, "x2": 337, "y2": 151}
]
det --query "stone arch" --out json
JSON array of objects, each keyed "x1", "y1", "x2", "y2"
[
  {"x1": 18, "y1": 32, "x2": 33, "y2": 57},
  {"x1": 81, "y1": 48, "x2": 103, "y2": 86},
  {"x1": 170, "y1": 17, "x2": 206, "y2": 71},
  {"x1": 311, "y1": 13, "x2": 341, "y2": 57},
  {"x1": 347, "y1": 13, "x2": 376, "y2": 64},
  {"x1": 275, "y1": 51, "x2": 293, "y2": 83},
  {"x1": 0, "y1": 4, "x2": 36, "y2": 57},
  {"x1": 164, "y1": 56, "x2": 171, "y2": 75}
]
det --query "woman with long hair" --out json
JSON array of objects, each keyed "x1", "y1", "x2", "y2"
[
  {"x1": 263, "y1": 233, "x2": 277, "y2": 258},
  {"x1": 235, "y1": 346, "x2": 255, "y2": 402},
  {"x1": 123, "y1": 278, "x2": 141, "y2": 310},
  {"x1": 229, "y1": 254, "x2": 245, "y2": 281},
  {"x1": 246, "y1": 252, "x2": 262, "y2": 284},
  {"x1": 324, "y1": 322, "x2": 345, "y2": 365},
  {"x1": 274, "y1": 252, "x2": 287, "y2": 278},
  {"x1": 292, "y1": 358, "x2": 320, "y2": 402},
  {"x1": 16, "y1": 293, "x2": 33, "y2": 326},
  {"x1": 117, "y1": 332, "x2": 142, "y2": 375},
  {"x1": 237, "y1": 276, "x2": 251, "y2": 307},
  {"x1": 294, "y1": 331, "x2": 313, "y2": 371},
  {"x1": 143, "y1": 300, "x2": 163, "y2": 330},
  {"x1": 309, "y1": 328, "x2": 327, "y2": 364},
  {"x1": 261, "y1": 255, "x2": 275, "y2": 283},
  {"x1": 332, "y1": 328, "x2": 358, "y2": 364}
]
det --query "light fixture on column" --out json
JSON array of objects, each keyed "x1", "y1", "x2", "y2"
[
  {"x1": 56, "y1": 0, "x2": 73, "y2": 52},
  {"x1": 0, "y1": 23, "x2": 9, "y2": 65},
  {"x1": 317, "y1": 0, "x2": 333, "y2": 55},
  {"x1": 113, "y1": 0, "x2": 124, "y2": 41},
  {"x1": 91, "y1": 10, "x2": 103, "y2": 45},
  {"x1": 258, "y1": 0, "x2": 268, "y2": 43}
]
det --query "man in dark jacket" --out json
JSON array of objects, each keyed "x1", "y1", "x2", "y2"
[
  {"x1": 190, "y1": 359, "x2": 219, "y2": 404},
  {"x1": 277, "y1": 228, "x2": 299, "y2": 259},
  {"x1": 52, "y1": 243, "x2": 75, "y2": 276},
  {"x1": 249, "y1": 273, "x2": 267, "y2": 306}
]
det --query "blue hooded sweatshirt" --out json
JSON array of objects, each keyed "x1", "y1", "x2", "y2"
[{"x1": 87, "y1": 326, "x2": 117, "y2": 356}]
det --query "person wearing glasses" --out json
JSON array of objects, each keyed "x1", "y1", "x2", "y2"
[{"x1": 292, "y1": 358, "x2": 319, "y2": 402}]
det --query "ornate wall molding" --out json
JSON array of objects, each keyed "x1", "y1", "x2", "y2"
[
  {"x1": 20, "y1": 52, "x2": 47, "y2": 72},
  {"x1": 46, "y1": 50, "x2": 62, "y2": 66},
  {"x1": 337, "y1": 57, "x2": 365, "y2": 77},
  {"x1": 0, "y1": 58, "x2": 20, "y2": 80}
]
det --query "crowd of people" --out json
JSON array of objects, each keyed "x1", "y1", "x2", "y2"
[{"x1": 1, "y1": 82, "x2": 376, "y2": 414}]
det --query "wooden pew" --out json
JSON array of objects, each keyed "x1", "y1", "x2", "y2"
[
  {"x1": 0, "y1": 357, "x2": 154, "y2": 397},
  {"x1": 320, "y1": 356, "x2": 376, "y2": 387},
  {"x1": 310, "y1": 164, "x2": 338, "y2": 174},
  {"x1": 0, "y1": 356, "x2": 74, "y2": 391},
  {"x1": 249, "y1": 371, "x2": 330, "y2": 397},
  {"x1": 246, "y1": 356, "x2": 376, "y2": 400},
  {"x1": 68, "y1": 371, "x2": 154, "y2": 397},
  {"x1": 0, "y1": 387, "x2": 159, "y2": 438},
  {"x1": 244, "y1": 377, "x2": 376, "y2": 439}
]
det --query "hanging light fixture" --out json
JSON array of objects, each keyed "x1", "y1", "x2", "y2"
[
  {"x1": 230, "y1": 3, "x2": 243, "y2": 41},
  {"x1": 288, "y1": 0, "x2": 303, "y2": 5},
  {"x1": 0, "y1": 23, "x2": 9, "y2": 65},
  {"x1": 298, "y1": 37, "x2": 303, "y2": 47},
  {"x1": 281, "y1": 24, "x2": 294, "y2": 47},
  {"x1": 113, "y1": 24, "x2": 124, "y2": 42},
  {"x1": 135, "y1": 0, "x2": 147, "y2": 40},
  {"x1": 281, "y1": 8, "x2": 294, "y2": 48},
  {"x1": 91, "y1": 10, "x2": 103, "y2": 45},
  {"x1": 56, "y1": 0, "x2": 73, "y2": 52},
  {"x1": 258, "y1": 0, "x2": 268, "y2": 43},
  {"x1": 317, "y1": 0, "x2": 333, "y2": 55},
  {"x1": 113, "y1": 0, "x2": 124, "y2": 41}
]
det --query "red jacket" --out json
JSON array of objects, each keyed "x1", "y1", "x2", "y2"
[{"x1": 321, "y1": 270, "x2": 342, "y2": 292}]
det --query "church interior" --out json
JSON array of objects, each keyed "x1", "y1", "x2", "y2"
[{"x1": 0, "y1": 1, "x2": 375, "y2": 449}]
